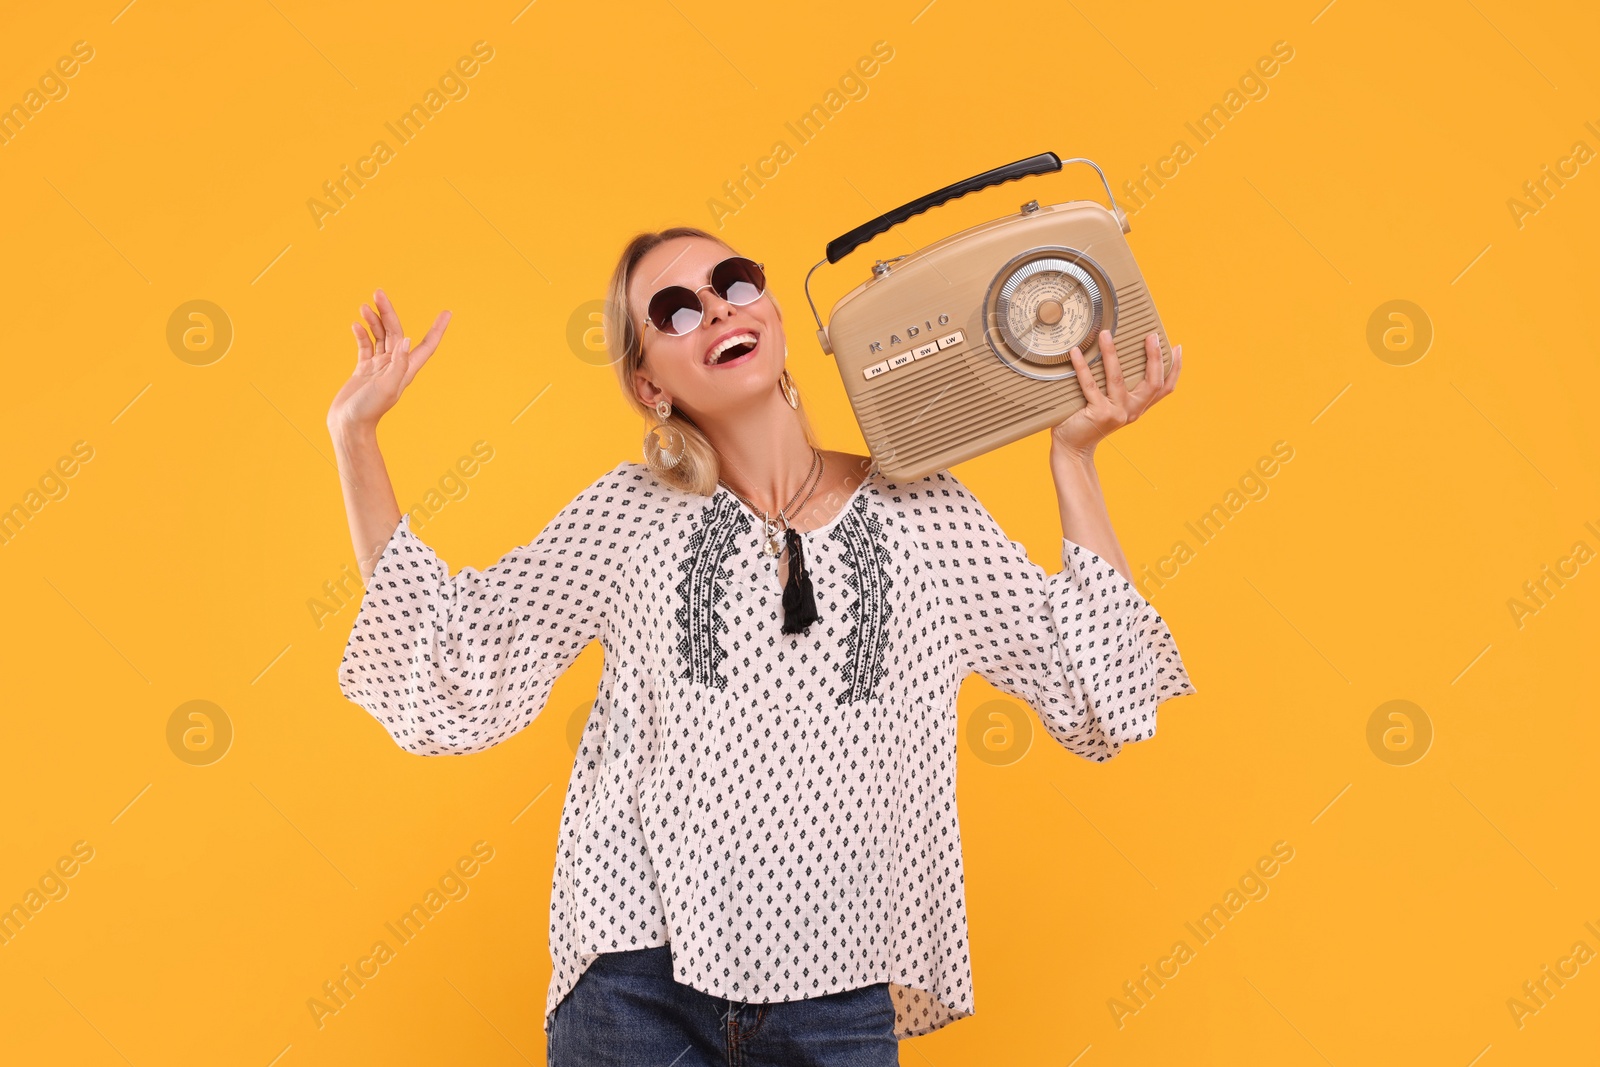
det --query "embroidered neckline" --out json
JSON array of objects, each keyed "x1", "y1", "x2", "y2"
[{"x1": 713, "y1": 463, "x2": 877, "y2": 539}]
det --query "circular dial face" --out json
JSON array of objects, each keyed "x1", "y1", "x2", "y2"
[{"x1": 992, "y1": 256, "x2": 1105, "y2": 366}]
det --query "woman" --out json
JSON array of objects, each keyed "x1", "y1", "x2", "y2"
[{"x1": 328, "y1": 225, "x2": 1195, "y2": 1066}]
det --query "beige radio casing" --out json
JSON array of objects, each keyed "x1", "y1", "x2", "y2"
[{"x1": 822, "y1": 198, "x2": 1171, "y2": 482}]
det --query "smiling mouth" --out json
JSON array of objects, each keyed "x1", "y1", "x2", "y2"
[{"x1": 707, "y1": 333, "x2": 760, "y2": 367}]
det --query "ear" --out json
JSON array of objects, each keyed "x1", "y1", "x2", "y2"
[{"x1": 633, "y1": 367, "x2": 664, "y2": 409}]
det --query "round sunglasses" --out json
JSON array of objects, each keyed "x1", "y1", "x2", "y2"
[{"x1": 644, "y1": 256, "x2": 768, "y2": 337}]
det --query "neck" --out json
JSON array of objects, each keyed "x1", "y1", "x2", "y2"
[{"x1": 696, "y1": 388, "x2": 816, "y2": 513}]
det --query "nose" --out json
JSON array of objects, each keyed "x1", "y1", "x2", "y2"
[{"x1": 696, "y1": 279, "x2": 737, "y2": 327}]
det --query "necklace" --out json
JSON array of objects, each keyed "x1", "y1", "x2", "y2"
[
  {"x1": 718, "y1": 447, "x2": 825, "y2": 557},
  {"x1": 717, "y1": 447, "x2": 827, "y2": 635}
]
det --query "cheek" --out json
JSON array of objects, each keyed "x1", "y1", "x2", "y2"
[{"x1": 648, "y1": 335, "x2": 702, "y2": 373}]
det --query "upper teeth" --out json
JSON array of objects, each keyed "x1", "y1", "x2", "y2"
[{"x1": 708, "y1": 333, "x2": 757, "y2": 363}]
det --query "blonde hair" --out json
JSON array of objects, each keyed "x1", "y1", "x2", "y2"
[{"x1": 604, "y1": 226, "x2": 821, "y2": 496}]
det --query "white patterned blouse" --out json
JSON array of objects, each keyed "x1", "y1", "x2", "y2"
[{"x1": 337, "y1": 459, "x2": 1196, "y2": 1039}]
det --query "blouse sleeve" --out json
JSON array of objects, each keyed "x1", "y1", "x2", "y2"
[
  {"x1": 897, "y1": 469, "x2": 1196, "y2": 762},
  {"x1": 337, "y1": 461, "x2": 639, "y2": 756}
]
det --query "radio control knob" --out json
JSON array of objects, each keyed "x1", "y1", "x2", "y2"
[{"x1": 1037, "y1": 299, "x2": 1063, "y2": 325}]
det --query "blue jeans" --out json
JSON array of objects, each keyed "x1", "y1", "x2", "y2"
[{"x1": 546, "y1": 944, "x2": 900, "y2": 1066}]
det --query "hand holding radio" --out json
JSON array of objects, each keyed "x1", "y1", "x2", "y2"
[{"x1": 1049, "y1": 329, "x2": 1183, "y2": 460}]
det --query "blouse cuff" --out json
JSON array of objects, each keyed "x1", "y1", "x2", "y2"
[
  {"x1": 342, "y1": 513, "x2": 423, "y2": 669},
  {"x1": 1060, "y1": 534, "x2": 1155, "y2": 614},
  {"x1": 367, "y1": 512, "x2": 419, "y2": 579},
  {"x1": 1059, "y1": 534, "x2": 1196, "y2": 703}
]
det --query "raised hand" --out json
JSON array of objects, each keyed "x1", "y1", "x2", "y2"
[
  {"x1": 327, "y1": 289, "x2": 451, "y2": 433},
  {"x1": 1049, "y1": 330, "x2": 1182, "y2": 460}
]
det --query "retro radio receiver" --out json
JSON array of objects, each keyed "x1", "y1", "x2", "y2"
[{"x1": 804, "y1": 151, "x2": 1173, "y2": 482}]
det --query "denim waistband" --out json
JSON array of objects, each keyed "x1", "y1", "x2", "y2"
[{"x1": 586, "y1": 943, "x2": 675, "y2": 978}]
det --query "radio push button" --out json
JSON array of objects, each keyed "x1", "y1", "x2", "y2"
[
  {"x1": 936, "y1": 330, "x2": 964, "y2": 349},
  {"x1": 912, "y1": 340, "x2": 939, "y2": 360},
  {"x1": 863, "y1": 360, "x2": 891, "y2": 380},
  {"x1": 888, "y1": 351, "x2": 916, "y2": 370}
]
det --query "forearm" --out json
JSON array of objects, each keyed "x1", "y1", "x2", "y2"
[
  {"x1": 1049, "y1": 441, "x2": 1133, "y2": 583},
  {"x1": 331, "y1": 421, "x2": 403, "y2": 583}
]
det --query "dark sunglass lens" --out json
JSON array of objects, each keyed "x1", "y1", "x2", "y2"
[
  {"x1": 714, "y1": 258, "x2": 766, "y2": 306},
  {"x1": 649, "y1": 287, "x2": 703, "y2": 335}
]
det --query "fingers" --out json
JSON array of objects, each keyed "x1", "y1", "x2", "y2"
[
  {"x1": 360, "y1": 302, "x2": 386, "y2": 354},
  {"x1": 381, "y1": 336, "x2": 410, "y2": 384},
  {"x1": 1099, "y1": 329, "x2": 1136, "y2": 413},
  {"x1": 353, "y1": 289, "x2": 447, "y2": 394},
  {"x1": 1114, "y1": 334, "x2": 1165, "y2": 423},
  {"x1": 1065, "y1": 331, "x2": 1178, "y2": 441},
  {"x1": 352, "y1": 321, "x2": 375, "y2": 365},
  {"x1": 1068, "y1": 345, "x2": 1104, "y2": 402},
  {"x1": 408, "y1": 309, "x2": 452, "y2": 361},
  {"x1": 375, "y1": 289, "x2": 404, "y2": 355},
  {"x1": 399, "y1": 310, "x2": 452, "y2": 390},
  {"x1": 1144, "y1": 333, "x2": 1165, "y2": 390}
]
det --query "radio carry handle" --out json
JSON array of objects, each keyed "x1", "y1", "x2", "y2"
[{"x1": 805, "y1": 152, "x2": 1129, "y2": 351}]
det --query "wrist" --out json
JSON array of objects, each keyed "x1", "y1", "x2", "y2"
[
  {"x1": 1050, "y1": 440, "x2": 1097, "y2": 481},
  {"x1": 330, "y1": 418, "x2": 379, "y2": 455}
]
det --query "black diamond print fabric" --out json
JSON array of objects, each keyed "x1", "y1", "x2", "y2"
[{"x1": 338, "y1": 459, "x2": 1196, "y2": 1040}]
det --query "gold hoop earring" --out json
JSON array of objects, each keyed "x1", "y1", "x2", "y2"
[
  {"x1": 643, "y1": 397, "x2": 687, "y2": 471},
  {"x1": 779, "y1": 367, "x2": 799, "y2": 410}
]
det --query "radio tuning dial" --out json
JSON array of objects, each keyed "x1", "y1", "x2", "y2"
[{"x1": 985, "y1": 251, "x2": 1111, "y2": 369}]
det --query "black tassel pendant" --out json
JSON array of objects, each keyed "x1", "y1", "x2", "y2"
[{"x1": 780, "y1": 526, "x2": 820, "y2": 634}]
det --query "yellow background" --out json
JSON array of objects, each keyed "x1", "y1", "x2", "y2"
[{"x1": 3, "y1": 0, "x2": 1597, "y2": 1063}]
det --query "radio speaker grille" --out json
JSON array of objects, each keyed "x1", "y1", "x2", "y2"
[{"x1": 855, "y1": 357, "x2": 1002, "y2": 466}]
